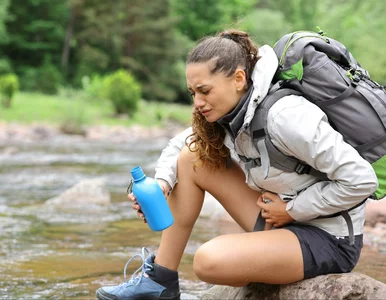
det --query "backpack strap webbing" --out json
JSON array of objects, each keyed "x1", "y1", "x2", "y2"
[
  {"x1": 314, "y1": 198, "x2": 367, "y2": 245},
  {"x1": 246, "y1": 86, "x2": 326, "y2": 180}
]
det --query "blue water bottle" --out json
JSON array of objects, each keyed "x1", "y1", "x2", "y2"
[{"x1": 130, "y1": 166, "x2": 174, "y2": 231}]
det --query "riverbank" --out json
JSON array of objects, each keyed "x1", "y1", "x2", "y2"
[
  {"x1": 0, "y1": 121, "x2": 187, "y2": 145},
  {"x1": 0, "y1": 122, "x2": 385, "y2": 298}
]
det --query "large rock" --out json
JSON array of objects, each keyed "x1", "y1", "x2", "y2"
[
  {"x1": 200, "y1": 273, "x2": 386, "y2": 300},
  {"x1": 45, "y1": 178, "x2": 110, "y2": 209},
  {"x1": 366, "y1": 198, "x2": 386, "y2": 227}
]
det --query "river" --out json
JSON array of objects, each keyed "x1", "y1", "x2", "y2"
[{"x1": 0, "y1": 129, "x2": 385, "y2": 299}]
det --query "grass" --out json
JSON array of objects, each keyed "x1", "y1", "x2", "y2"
[{"x1": 0, "y1": 91, "x2": 192, "y2": 128}]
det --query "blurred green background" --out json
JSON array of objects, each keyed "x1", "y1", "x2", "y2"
[{"x1": 0, "y1": 0, "x2": 385, "y2": 131}]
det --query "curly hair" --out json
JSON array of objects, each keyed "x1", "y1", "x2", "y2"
[{"x1": 186, "y1": 29, "x2": 261, "y2": 170}]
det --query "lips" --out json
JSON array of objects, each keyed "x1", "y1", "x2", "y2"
[{"x1": 201, "y1": 109, "x2": 211, "y2": 115}]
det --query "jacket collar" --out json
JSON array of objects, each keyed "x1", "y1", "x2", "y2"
[
  {"x1": 217, "y1": 86, "x2": 253, "y2": 139},
  {"x1": 244, "y1": 45, "x2": 278, "y2": 125}
]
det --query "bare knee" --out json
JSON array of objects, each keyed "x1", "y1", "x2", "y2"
[{"x1": 193, "y1": 238, "x2": 223, "y2": 283}]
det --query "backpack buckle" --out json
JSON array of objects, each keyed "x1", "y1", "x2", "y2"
[
  {"x1": 244, "y1": 158, "x2": 261, "y2": 171},
  {"x1": 347, "y1": 69, "x2": 361, "y2": 85},
  {"x1": 295, "y1": 163, "x2": 311, "y2": 175}
]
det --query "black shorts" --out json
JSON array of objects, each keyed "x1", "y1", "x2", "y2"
[{"x1": 283, "y1": 224, "x2": 363, "y2": 279}]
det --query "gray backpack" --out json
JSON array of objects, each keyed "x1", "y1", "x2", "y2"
[
  {"x1": 248, "y1": 31, "x2": 386, "y2": 240},
  {"x1": 248, "y1": 30, "x2": 386, "y2": 200}
]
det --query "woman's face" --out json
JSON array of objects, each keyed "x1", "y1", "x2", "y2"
[{"x1": 186, "y1": 62, "x2": 246, "y2": 123}]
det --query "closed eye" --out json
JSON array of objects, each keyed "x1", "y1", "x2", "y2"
[{"x1": 188, "y1": 88, "x2": 211, "y2": 98}]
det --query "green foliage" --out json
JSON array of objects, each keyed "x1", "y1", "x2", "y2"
[
  {"x1": 18, "y1": 67, "x2": 39, "y2": 91},
  {"x1": 170, "y1": 0, "x2": 256, "y2": 40},
  {"x1": 0, "y1": 73, "x2": 19, "y2": 108},
  {"x1": 238, "y1": 9, "x2": 292, "y2": 46},
  {"x1": 0, "y1": 91, "x2": 192, "y2": 127},
  {"x1": 69, "y1": 0, "x2": 189, "y2": 103},
  {"x1": 36, "y1": 56, "x2": 63, "y2": 94},
  {"x1": 102, "y1": 69, "x2": 141, "y2": 115},
  {"x1": 269, "y1": 0, "x2": 321, "y2": 31},
  {"x1": 59, "y1": 98, "x2": 88, "y2": 136},
  {"x1": 1, "y1": 0, "x2": 386, "y2": 108},
  {"x1": 0, "y1": 59, "x2": 12, "y2": 75},
  {"x1": 121, "y1": 0, "x2": 188, "y2": 103},
  {"x1": 19, "y1": 56, "x2": 63, "y2": 94},
  {"x1": 73, "y1": 45, "x2": 110, "y2": 86},
  {"x1": 81, "y1": 74, "x2": 104, "y2": 102},
  {"x1": 0, "y1": 0, "x2": 10, "y2": 44},
  {"x1": 4, "y1": 0, "x2": 69, "y2": 70},
  {"x1": 315, "y1": 0, "x2": 386, "y2": 83}
]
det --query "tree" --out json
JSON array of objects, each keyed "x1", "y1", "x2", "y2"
[
  {"x1": 4, "y1": 0, "x2": 69, "y2": 71},
  {"x1": 317, "y1": 0, "x2": 386, "y2": 83},
  {"x1": 0, "y1": 0, "x2": 9, "y2": 44},
  {"x1": 2, "y1": 0, "x2": 69, "y2": 91},
  {"x1": 170, "y1": 0, "x2": 257, "y2": 41},
  {"x1": 70, "y1": 0, "x2": 188, "y2": 102},
  {"x1": 266, "y1": 0, "x2": 386, "y2": 83},
  {"x1": 269, "y1": 0, "x2": 321, "y2": 31}
]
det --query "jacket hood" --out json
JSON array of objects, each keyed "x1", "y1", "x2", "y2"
[{"x1": 244, "y1": 45, "x2": 278, "y2": 125}]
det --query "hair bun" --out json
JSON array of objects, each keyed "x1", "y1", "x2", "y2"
[{"x1": 221, "y1": 32, "x2": 238, "y2": 42}]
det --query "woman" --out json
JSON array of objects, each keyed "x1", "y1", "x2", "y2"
[{"x1": 96, "y1": 30, "x2": 377, "y2": 300}]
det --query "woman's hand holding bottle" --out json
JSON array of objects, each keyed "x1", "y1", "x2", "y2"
[{"x1": 128, "y1": 178, "x2": 171, "y2": 223}]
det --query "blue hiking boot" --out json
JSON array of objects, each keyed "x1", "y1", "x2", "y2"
[{"x1": 96, "y1": 247, "x2": 180, "y2": 300}]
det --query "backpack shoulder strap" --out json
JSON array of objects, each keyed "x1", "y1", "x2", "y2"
[{"x1": 249, "y1": 85, "x2": 326, "y2": 179}]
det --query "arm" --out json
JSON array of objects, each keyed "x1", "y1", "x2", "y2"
[
  {"x1": 154, "y1": 127, "x2": 193, "y2": 191},
  {"x1": 268, "y1": 96, "x2": 378, "y2": 222}
]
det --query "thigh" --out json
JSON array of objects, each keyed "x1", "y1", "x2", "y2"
[
  {"x1": 178, "y1": 146, "x2": 261, "y2": 232},
  {"x1": 193, "y1": 228, "x2": 304, "y2": 286}
]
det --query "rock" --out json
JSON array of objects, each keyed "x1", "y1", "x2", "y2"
[
  {"x1": 200, "y1": 273, "x2": 386, "y2": 300},
  {"x1": 0, "y1": 146, "x2": 19, "y2": 155},
  {"x1": 45, "y1": 178, "x2": 110, "y2": 209},
  {"x1": 365, "y1": 198, "x2": 386, "y2": 227}
]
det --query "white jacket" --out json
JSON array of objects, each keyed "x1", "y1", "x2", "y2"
[{"x1": 155, "y1": 45, "x2": 378, "y2": 237}]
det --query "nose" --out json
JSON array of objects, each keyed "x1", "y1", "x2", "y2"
[{"x1": 193, "y1": 95, "x2": 206, "y2": 109}]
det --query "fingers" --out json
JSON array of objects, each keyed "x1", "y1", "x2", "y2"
[
  {"x1": 160, "y1": 187, "x2": 169, "y2": 198},
  {"x1": 262, "y1": 191, "x2": 276, "y2": 198},
  {"x1": 156, "y1": 179, "x2": 171, "y2": 198},
  {"x1": 137, "y1": 212, "x2": 147, "y2": 223},
  {"x1": 135, "y1": 207, "x2": 147, "y2": 223},
  {"x1": 131, "y1": 202, "x2": 140, "y2": 211},
  {"x1": 256, "y1": 194, "x2": 269, "y2": 210},
  {"x1": 263, "y1": 222, "x2": 273, "y2": 231},
  {"x1": 129, "y1": 193, "x2": 147, "y2": 222},
  {"x1": 128, "y1": 193, "x2": 136, "y2": 202}
]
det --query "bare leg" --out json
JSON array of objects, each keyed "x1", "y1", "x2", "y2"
[
  {"x1": 155, "y1": 146, "x2": 262, "y2": 270},
  {"x1": 193, "y1": 229, "x2": 303, "y2": 285},
  {"x1": 155, "y1": 147, "x2": 304, "y2": 285}
]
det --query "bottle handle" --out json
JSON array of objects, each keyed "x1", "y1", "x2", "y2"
[{"x1": 127, "y1": 179, "x2": 134, "y2": 194}]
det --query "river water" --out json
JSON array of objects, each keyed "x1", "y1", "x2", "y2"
[{"x1": 0, "y1": 131, "x2": 385, "y2": 299}]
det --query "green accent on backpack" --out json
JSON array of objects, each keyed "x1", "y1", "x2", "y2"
[
  {"x1": 279, "y1": 59, "x2": 304, "y2": 81},
  {"x1": 372, "y1": 154, "x2": 386, "y2": 199}
]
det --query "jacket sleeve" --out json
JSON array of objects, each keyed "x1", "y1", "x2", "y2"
[
  {"x1": 267, "y1": 96, "x2": 378, "y2": 222},
  {"x1": 154, "y1": 127, "x2": 193, "y2": 190}
]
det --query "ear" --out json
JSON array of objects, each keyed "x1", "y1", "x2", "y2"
[{"x1": 234, "y1": 68, "x2": 247, "y2": 91}]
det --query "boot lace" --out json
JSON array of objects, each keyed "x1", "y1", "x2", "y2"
[{"x1": 120, "y1": 247, "x2": 154, "y2": 287}]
